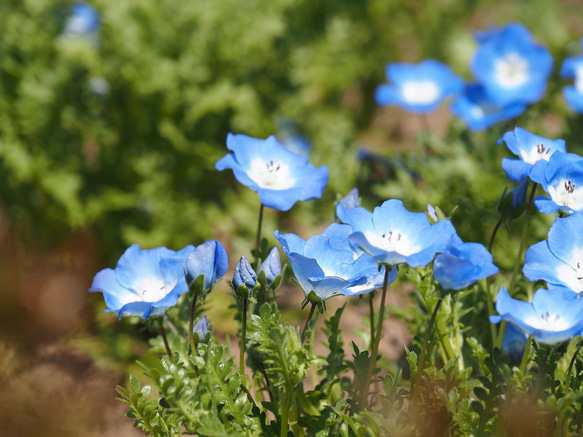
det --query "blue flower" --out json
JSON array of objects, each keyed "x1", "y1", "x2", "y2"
[
  {"x1": 337, "y1": 199, "x2": 458, "y2": 267},
  {"x1": 216, "y1": 133, "x2": 329, "y2": 211},
  {"x1": 433, "y1": 241, "x2": 498, "y2": 291},
  {"x1": 560, "y1": 40, "x2": 583, "y2": 113},
  {"x1": 450, "y1": 84, "x2": 526, "y2": 131},
  {"x1": 501, "y1": 322, "x2": 529, "y2": 365},
  {"x1": 339, "y1": 188, "x2": 360, "y2": 210},
  {"x1": 185, "y1": 240, "x2": 229, "y2": 292},
  {"x1": 63, "y1": 3, "x2": 100, "y2": 37},
  {"x1": 524, "y1": 214, "x2": 583, "y2": 293},
  {"x1": 497, "y1": 127, "x2": 566, "y2": 182},
  {"x1": 375, "y1": 59, "x2": 464, "y2": 113},
  {"x1": 258, "y1": 247, "x2": 282, "y2": 287},
  {"x1": 529, "y1": 152, "x2": 583, "y2": 214},
  {"x1": 490, "y1": 286, "x2": 583, "y2": 345},
  {"x1": 471, "y1": 23, "x2": 553, "y2": 106},
  {"x1": 193, "y1": 315, "x2": 210, "y2": 340},
  {"x1": 510, "y1": 179, "x2": 529, "y2": 210},
  {"x1": 275, "y1": 223, "x2": 394, "y2": 301},
  {"x1": 233, "y1": 256, "x2": 257, "y2": 290},
  {"x1": 89, "y1": 244, "x2": 194, "y2": 319}
]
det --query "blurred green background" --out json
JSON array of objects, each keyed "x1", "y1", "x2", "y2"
[{"x1": 0, "y1": 0, "x2": 582, "y2": 434}]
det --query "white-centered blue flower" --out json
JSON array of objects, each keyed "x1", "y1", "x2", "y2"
[
  {"x1": 375, "y1": 59, "x2": 464, "y2": 113},
  {"x1": 433, "y1": 240, "x2": 498, "y2": 291},
  {"x1": 529, "y1": 152, "x2": 583, "y2": 214},
  {"x1": 497, "y1": 127, "x2": 566, "y2": 182},
  {"x1": 450, "y1": 84, "x2": 526, "y2": 131},
  {"x1": 561, "y1": 39, "x2": 583, "y2": 113},
  {"x1": 275, "y1": 223, "x2": 394, "y2": 301},
  {"x1": 524, "y1": 214, "x2": 583, "y2": 292},
  {"x1": 471, "y1": 23, "x2": 552, "y2": 106},
  {"x1": 89, "y1": 244, "x2": 194, "y2": 319},
  {"x1": 216, "y1": 133, "x2": 329, "y2": 211},
  {"x1": 337, "y1": 199, "x2": 458, "y2": 267},
  {"x1": 490, "y1": 286, "x2": 583, "y2": 345}
]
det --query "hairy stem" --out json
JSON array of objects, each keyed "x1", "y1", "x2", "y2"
[
  {"x1": 301, "y1": 301, "x2": 317, "y2": 343},
  {"x1": 188, "y1": 292, "x2": 199, "y2": 355},
  {"x1": 240, "y1": 296, "x2": 248, "y2": 371}
]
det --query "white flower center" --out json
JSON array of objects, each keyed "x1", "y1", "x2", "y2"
[
  {"x1": 494, "y1": 53, "x2": 529, "y2": 88},
  {"x1": 524, "y1": 313, "x2": 571, "y2": 332},
  {"x1": 556, "y1": 247, "x2": 583, "y2": 291},
  {"x1": 519, "y1": 143, "x2": 553, "y2": 165},
  {"x1": 248, "y1": 158, "x2": 295, "y2": 190},
  {"x1": 575, "y1": 66, "x2": 583, "y2": 94},
  {"x1": 548, "y1": 179, "x2": 583, "y2": 211},
  {"x1": 401, "y1": 81, "x2": 440, "y2": 105},
  {"x1": 365, "y1": 230, "x2": 421, "y2": 256},
  {"x1": 132, "y1": 276, "x2": 169, "y2": 302}
]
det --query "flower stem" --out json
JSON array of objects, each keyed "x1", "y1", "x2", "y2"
[
  {"x1": 519, "y1": 335, "x2": 533, "y2": 376},
  {"x1": 160, "y1": 324, "x2": 172, "y2": 359},
  {"x1": 411, "y1": 297, "x2": 443, "y2": 403},
  {"x1": 301, "y1": 301, "x2": 317, "y2": 343},
  {"x1": 368, "y1": 291, "x2": 376, "y2": 352},
  {"x1": 240, "y1": 296, "x2": 248, "y2": 371},
  {"x1": 360, "y1": 267, "x2": 391, "y2": 410},
  {"x1": 255, "y1": 204, "x2": 264, "y2": 258},
  {"x1": 496, "y1": 183, "x2": 537, "y2": 350},
  {"x1": 558, "y1": 342, "x2": 583, "y2": 433},
  {"x1": 188, "y1": 292, "x2": 199, "y2": 355}
]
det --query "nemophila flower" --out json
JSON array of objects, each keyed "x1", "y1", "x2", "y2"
[
  {"x1": 561, "y1": 40, "x2": 583, "y2": 112},
  {"x1": 529, "y1": 152, "x2": 583, "y2": 214},
  {"x1": 193, "y1": 315, "x2": 210, "y2": 340},
  {"x1": 502, "y1": 322, "x2": 529, "y2": 365},
  {"x1": 433, "y1": 241, "x2": 498, "y2": 291},
  {"x1": 450, "y1": 84, "x2": 526, "y2": 131},
  {"x1": 274, "y1": 223, "x2": 394, "y2": 301},
  {"x1": 375, "y1": 59, "x2": 464, "y2": 113},
  {"x1": 233, "y1": 256, "x2": 257, "y2": 291},
  {"x1": 490, "y1": 286, "x2": 583, "y2": 345},
  {"x1": 337, "y1": 199, "x2": 458, "y2": 267},
  {"x1": 258, "y1": 247, "x2": 281, "y2": 287},
  {"x1": 524, "y1": 214, "x2": 583, "y2": 292},
  {"x1": 339, "y1": 188, "x2": 360, "y2": 210},
  {"x1": 63, "y1": 2, "x2": 100, "y2": 37},
  {"x1": 497, "y1": 127, "x2": 566, "y2": 182},
  {"x1": 471, "y1": 23, "x2": 553, "y2": 106},
  {"x1": 215, "y1": 133, "x2": 329, "y2": 211},
  {"x1": 509, "y1": 179, "x2": 529, "y2": 210},
  {"x1": 89, "y1": 244, "x2": 194, "y2": 319},
  {"x1": 185, "y1": 240, "x2": 228, "y2": 292}
]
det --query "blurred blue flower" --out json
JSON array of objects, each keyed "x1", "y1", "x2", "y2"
[
  {"x1": 275, "y1": 223, "x2": 394, "y2": 301},
  {"x1": 193, "y1": 315, "x2": 210, "y2": 340},
  {"x1": 450, "y1": 84, "x2": 526, "y2": 131},
  {"x1": 433, "y1": 240, "x2": 498, "y2": 291},
  {"x1": 339, "y1": 188, "x2": 360, "y2": 210},
  {"x1": 375, "y1": 59, "x2": 464, "y2": 113},
  {"x1": 560, "y1": 39, "x2": 583, "y2": 113},
  {"x1": 490, "y1": 286, "x2": 583, "y2": 345},
  {"x1": 185, "y1": 240, "x2": 229, "y2": 292},
  {"x1": 233, "y1": 255, "x2": 257, "y2": 291},
  {"x1": 510, "y1": 179, "x2": 529, "y2": 210},
  {"x1": 497, "y1": 127, "x2": 566, "y2": 182},
  {"x1": 337, "y1": 199, "x2": 458, "y2": 267},
  {"x1": 501, "y1": 322, "x2": 529, "y2": 365},
  {"x1": 63, "y1": 2, "x2": 100, "y2": 37},
  {"x1": 524, "y1": 214, "x2": 583, "y2": 293},
  {"x1": 529, "y1": 152, "x2": 583, "y2": 214},
  {"x1": 258, "y1": 247, "x2": 281, "y2": 287},
  {"x1": 89, "y1": 244, "x2": 194, "y2": 319},
  {"x1": 471, "y1": 23, "x2": 552, "y2": 106},
  {"x1": 216, "y1": 133, "x2": 329, "y2": 211}
]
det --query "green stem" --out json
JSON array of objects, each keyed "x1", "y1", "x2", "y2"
[
  {"x1": 255, "y1": 204, "x2": 264, "y2": 258},
  {"x1": 519, "y1": 335, "x2": 533, "y2": 376},
  {"x1": 160, "y1": 324, "x2": 172, "y2": 359},
  {"x1": 188, "y1": 292, "x2": 199, "y2": 355},
  {"x1": 496, "y1": 183, "x2": 537, "y2": 349},
  {"x1": 368, "y1": 291, "x2": 376, "y2": 352},
  {"x1": 240, "y1": 296, "x2": 248, "y2": 371},
  {"x1": 411, "y1": 297, "x2": 443, "y2": 403},
  {"x1": 558, "y1": 342, "x2": 583, "y2": 434},
  {"x1": 301, "y1": 301, "x2": 317, "y2": 343},
  {"x1": 360, "y1": 267, "x2": 392, "y2": 410}
]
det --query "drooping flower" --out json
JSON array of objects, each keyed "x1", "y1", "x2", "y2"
[
  {"x1": 375, "y1": 59, "x2": 464, "y2": 113},
  {"x1": 274, "y1": 223, "x2": 394, "y2": 301},
  {"x1": 560, "y1": 39, "x2": 583, "y2": 113},
  {"x1": 490, "y1": 286, "x2": 583, "y2": 345},
  {"x1": 524, "y1": 214, "x2": 583, "y2": 292},
  {"x1": 471, "y1": 23, "x2": 553, "y2": 106},
  {"x1": 258, "y1": 247, "x2": 282, "y2": 287},
  {"x1": 497, "y1": 127, "x2": 566, "y2": 182},
  {"x1": 433, "y1": 240, "x2": 498, "y2": 291},
  {"x1": 185, "y1": 240, "x2": 229, "y2": 292},
  {"x1": 450, "y1": 84, "x2": 526, "y2": 131},
  {"x1": 89, "y1": 244, "x2": 194, "y2": 319},
  {"x1": 529, "y1": 152, "x2": 583, "y2": 214},
  {"x1": 215, "y1": 133, "x2": 329, "y2": 211},
  {"x1": 233, "y1": 255, "x2": 257, "y2": 291},
  {"x1": 337, "y1": 199, "x2": 458, "y2": 267}
]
